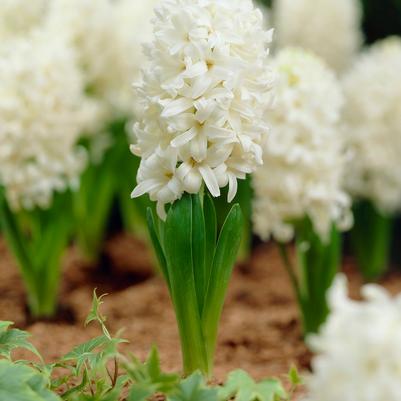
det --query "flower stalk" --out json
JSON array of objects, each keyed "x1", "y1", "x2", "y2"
[{"x1": 279, "y1": 218, "x2": 341, "y2": 335}]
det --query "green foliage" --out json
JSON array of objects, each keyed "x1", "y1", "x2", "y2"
[
  {"x1": 0, "y1": 293, "x2": 299, "y2": 401},
  {"x1": 0, "y1": 321, "x2": 40, "y2": 360},
  {"x1": 73, "y1": 118, "x2": 127, "y2": 264},
  {"x1": 168, "y1": 372, "x2": 218, "y2": 401},
  {"x1": 350, "y1": 200, "x2": 393, "y2": 281},
  {"x1": 0, "y1": 190, "x2": 72, "y2": 318},
  {"x1": 147, "y1": 193, "x2": 244, "y2": 376},
  {"x1": 0, "y1": 360, "x2": 60, "y2": 401},
  {"x1": 218, "y1": 370, "x2": 285, "y2": 401},
  {"x1": 279, "y1": 217, "x2": 342, "y2": 335}
]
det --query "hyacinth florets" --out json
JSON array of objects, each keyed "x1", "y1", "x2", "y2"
[
  {"x1": 253, "y1": 48, "x2": 351, "y2": 242},
  {"x1": 306, "y1": 275, "x2": 401, "y2": 401},
  {"x1": 47, "y1": 0, "x2": 158, "y2": 119},
  {"x1": 0, "y1": 0, "x2": 48, "y2": 39},
  {"x1": 273, "y1": 0, "x2": 362, "y2": 72},
  {"x1": 131, "y1": 0, "x2": 274, "y2": 218},
  {"x1": 343, "y1": 37, "x2": 401, "y2": 214},
  {"x1": 0, "y1": 30, "x2": 93, "y2": 211}
]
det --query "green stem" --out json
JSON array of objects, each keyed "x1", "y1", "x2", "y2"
[
  {"x1": 351, "y1": 200, "x2": 392, "y2": 281},
  {"x1": 278, "y1": 219, "x2": 341, "y2": 335},
  {"x1": 0, "y1": 192, "x2": 71, "y2": 318}
]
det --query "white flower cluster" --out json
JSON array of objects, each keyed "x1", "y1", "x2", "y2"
[
  {"x1": 131, "y1": 0, "x2": 274, "y2": 218},
  {"x1": 0, "y1": 31, "x2": 93, "y2": 211},
  {"x1": 47, "y1": 0, "x2": 158, "y2": 117},
  {"x1": 273, "y1": 0, "x2": 362, "y2": 72},
  {"x1": 343, "y1": 37, "x2": 401, "y2": 214},
  {"x1": 0, "y1": 0, "x2": 47, "y2": 39},
  {"x1": 253, "y1": 48, "x2": 351, "y2": 242},
  {"x1": 306, "y1": 274, "x2": 401, "y2": 401}
]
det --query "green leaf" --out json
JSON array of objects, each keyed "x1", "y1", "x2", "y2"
[
  {"x1": 191, "y1": 194, "x2": 207, "y2": 313},
  {"x1": 203, "y1": 194, "x2": 217, "y2": 293},
  {"x1": 218, "y1": 370, "x2": 286, "y2": 401},
  {"x1": 288, "y1": 366, "x2": 302, "y2": 387},
  {"x1": 163, "y1": 195, "x2": 208, "y2": 374},
  {"x1": 85, "y1": 291, "x2": 111, "y2": 340},
  {"x1": 0, "y1": 321, "x2": 41, "y2": 360},
  {"x1": 0, "y1": 360, "x2": 61, "y2": 401},
  {"x1": 125, "y1": 346, "x2": 179, "y2": 395},
  {"x1": 61, "y1": 335, "x2": 124, "y2": 376},
  {"x1": 202, "y1": 204, "x2": 243, "y2": 370},
  {"x1": 146, "y1": 208, "x2": 169, "y2": 289},
  {"x1": 351, "y1": 200, "x2": 392, "y2": 280},
  {"x1": 168, "y1": 372, "x2": 218, "y2": 401},
  {"x1": 127, "y1": 385, "x2": 154, "y2": 401}
]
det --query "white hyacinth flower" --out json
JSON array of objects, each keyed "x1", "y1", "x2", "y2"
[
  {"x1": 131, "y1": 0, "x2": 274, "y2": 218},
  {"x1": 343, "y1": 37, "x2": 401, "y2": 214},
  {"x1": 253, "y1": 48, "x2": 351, "y2": 242},
  {"x1": 47, "y1": 0, "x2": 157, "y2": 118},
  {"x1": 306, "y1": 274, "x2": 401, "y2": 401},
  {"x1": 273, "y1": 0, "x2": 362, "y2": 72},
  {"x1": 0, "y1": 30, "x2": 93, "y2": 211},
  {"x1": 0, "y1": 0, "x2": 48, "y2": 39}
]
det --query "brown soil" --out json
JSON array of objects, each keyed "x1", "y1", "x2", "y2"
[{"x1": 1, "y1": 234, "x2": 401, "y2": 384}]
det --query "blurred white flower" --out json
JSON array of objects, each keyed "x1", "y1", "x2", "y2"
[
  {"x1": 132, "y1": 0, "x2": 274, "y2": 218},
  {"x1": 273, "y1": 0, "x2": 362, "y2": 72},
  {"x1": 47, "y1": 0, "x2": 157, "y2": 118},
  {"x1": 343, "y1": 37, "x2": 401, "y2": 214},
  {"x1": 0, "y1": 0, "x2": 48, "y2": 39},
  {"x1": 0, "y1": 30, "x2": 93, "y2": 211},
  {"x1": 114, "y1": 0, "x2": 160, "y2": 115},
  {"x1": 306, "y1": 274, "x2": 401, "y2": 401},
  {"x1": 253, "y1": 48, "x2": 351, "y2": 242}
]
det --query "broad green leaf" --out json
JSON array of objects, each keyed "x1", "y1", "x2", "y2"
[
  {"x1": 0, "y1": 195, "x2": 37, "y2": 297},
  {"x1": 218, "y1": 370, "x2": 286, "y2": 401},
  {"x1": 127, "y1": 384, "x2": 154, "y2": 401},
  {"x1": 203, "y1": 194, "x2": 217, "y2": 297},
  {"x1": 146, "y1": 208, "x2": 169, "y2": 289},
  {"x1": 163, "y1": 195, "x2": 208, "y2": 374},
  {"x1": 168, "y1": 372, "x2": 217, "y2": 401},
  {"x1": 0, "y1": 321, "x2": 41, "y2": 360},
  {"x1": 0, "y1": 360, "x2": 61, "y2": 401},
  {"x1": 202, "y1": 204, "x2": 243, "y2": 368},
  {"x1": 191, "y1": 194, "x2": 207, "y2": 312}
]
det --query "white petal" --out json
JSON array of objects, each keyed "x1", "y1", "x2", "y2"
[{"x1": 199, "y1": 165, "x2": 220, "y2": 197}]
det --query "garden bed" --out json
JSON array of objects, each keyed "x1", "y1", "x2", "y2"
[{"x1": 1, "y1": 235, "x2": 401, "y2": 382}]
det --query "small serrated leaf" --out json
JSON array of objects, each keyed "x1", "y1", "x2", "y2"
[
  {"x1": 125, "y1": 346, "x2": 179, "y2": 395},
  {"x1": 85, "y1": 290, "x2": 111, "y2": 340},
  {"x1": 0, "y1": 360, "x2": 61, "y2": 401},
  {"x1": 288, "y1": 365, "x2": 302, "y2": 386},
  {"x1": 218, "y1": 370, "x2": 286, "y2": 401},
  {"x1": 168, "y1": 372, "x2": 218, "y2": 401},
  {"x1": 0, "y1": 321, "x2": 41, "y2": 360}
]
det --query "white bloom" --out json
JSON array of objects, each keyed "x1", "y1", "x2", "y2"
[
  {"x1": 0, "y1": 0, "x2": 48, "y2": 39},
  {"x1": 47, "y1": 0, "x2": 157, "y2": 117},
  {"x1": 253, "y1": 48, "x2": 351, "y2": 242},
  {"x1": 306, "y1": 274, "x2": 401, "y2": 401},
  {"x1": 114, "y1": 0, "x2": 160, "y2": 114},
  {"x1": 273, "y1": 0, "x2": 362, "y2": 72},
  {"x1": 343, "y1": 37, "x2": 401, "y2": 214},
  {"x1": 132, "y1": 0, "x2": 274, "y2": 217},
  {"x1": 0, "y1": 30, "x2": 93, "y2": 211}
]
